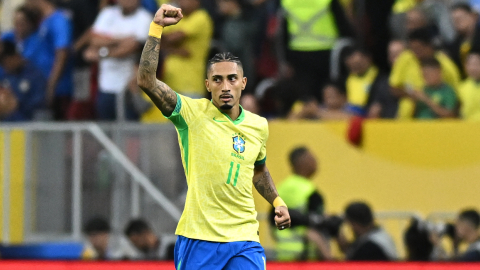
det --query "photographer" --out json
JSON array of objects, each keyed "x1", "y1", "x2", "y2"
[
  {"x1": 454, "y1": 209, "x2": 480, "y2": 261},
  {"x1": 270, "y1": 147, "x2": 335, "y2": 261},
  {"x1": 335, "y1": 202, "x2": 398, "y2": 261}
]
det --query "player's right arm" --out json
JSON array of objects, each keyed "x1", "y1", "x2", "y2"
[{"x1": 137, "y1": 5, "x2": 183, "y2": 117}]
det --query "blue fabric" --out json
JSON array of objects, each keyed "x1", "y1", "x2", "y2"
[
  {"x1": 27, "y1": 11, "x2": 73, "y2": 97},
  {"x1": 142, "y1": 0, "x2": 158, "y2": 14},
  {"x1": 174, "y1": 236, "x2": 265, "y2": 270},
  {"x1": 0, "y1": 63, "x2": 46, "y2": 122}
]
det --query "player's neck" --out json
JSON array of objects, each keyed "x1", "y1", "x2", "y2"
[{"x1": 216, "y1": 103, "x2": 241, "y2": 121}]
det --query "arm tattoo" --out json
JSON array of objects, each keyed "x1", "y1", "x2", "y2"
[
  {"x1": 137, "y1": 36, "x2": 177, "y2": 116},
  {"x1": 253, "y1": 170, "x2": 279, "y2": 205}
]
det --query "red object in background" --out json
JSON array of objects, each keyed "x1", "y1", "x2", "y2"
[
  {"x1": 2, "y1": 261, "x2": 480, "y2": 270},
  {"x1": 347, "y1": 116, "x2": 364, "y2": 146}
]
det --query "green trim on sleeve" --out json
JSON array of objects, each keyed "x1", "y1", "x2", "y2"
[
  {"x1": 165, "y1": 93, "x2": 189, "y2": 174},
  {"x1": 255, "y1": 156, "x2": 267, "y2": 166}
]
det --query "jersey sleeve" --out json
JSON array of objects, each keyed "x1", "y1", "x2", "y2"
[
  {"x1": 92, "y1": 9, "x2": 112, "y2": 35},
  {"x1": 255, "y1": 120, "x2": 269, "y2": 165},
  {"x1": 51, "y1": 14, "x2": 72, "y2": 49},
  {"x1": 165, "y1": 93, "x2": 201, "y2": 130}
]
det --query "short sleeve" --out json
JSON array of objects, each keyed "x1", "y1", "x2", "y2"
[
  {"x1": 165, "y1": 93, "x2": 201, "y2": 130},
  {"x1": 50, "y1": 14, "x2": 72, "y2": 49},
  {"x1": 92, "y1": 9, "x2": 113, "y2": 35},
  {"x1": 255, "y1": 121, "x2": 268, "y2": 165}
]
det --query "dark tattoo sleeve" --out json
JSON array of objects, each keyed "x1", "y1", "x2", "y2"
[
  {"x1": 137, "y1": 36, "x2": 177, "y2": 117},
  {"x1": 253, "y1": 165, "x2": 279, "y2": 205}
]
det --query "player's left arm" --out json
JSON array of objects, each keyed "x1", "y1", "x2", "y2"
[{"x1": 253, "y1": 164, "x2": 291, "y2": 230}]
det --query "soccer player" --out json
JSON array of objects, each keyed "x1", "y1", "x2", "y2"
[{"x1": 137, "y1": 4, "x2": 291, "y2": 270}]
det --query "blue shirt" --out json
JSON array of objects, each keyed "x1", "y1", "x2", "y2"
[
  {"x1": 0, "y1": 63, "x2": 46, "y2": 122},
  {"x1": 142, "y1": 0, "x2": 158, "y2": 14},
  {"x1": 23, "y1": 11, "x2": 73, "y2": 97}
]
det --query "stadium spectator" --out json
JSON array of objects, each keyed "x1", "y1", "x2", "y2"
[
  {"x1": 85, "y1": 0, "x2": 152, "y2": 120},
  {"x1": 344, "y1": 47, "x2": 397, "y2": 118},
  {"x1": 0, "y1": 40, "x2": 46, "y2": 121},
  {"x1": 82, "y1": 217, "x2": 138, "y2": 260},
  {"x1": 276, "y1": 0, "x2": 354, "y2": 100},
  {"x1": 458, "y1": 52, "x2": 480, "y2": 120},
  {"x1": 216, "y1": 0, "x2": 256, "y2": 91},
  {"x1": 454, "y1": 209, "x2": 480, "y2": 261},
  {"x1": 161, "y1": 0, "x2": 213, "y2": 98},
  {"x1": 1, "y1": 5, "x2": 41, "y2": 55},
  {"x1": 409, "y1": 58, "x2": 457, "y2": 119},
  {"x1": 271, "y1": 147, "x2": 331, "y2": 261},
  {"x1": 240, "y1": 93, "x2": 260, "y2": 114},
  {"x1": 57, "y1": 0, "x2": 103, "y2": 120},
  {"x1": 390, "y1": 27, "x2": 460, "y2": 119},
  {"x1": 25, "y1": 0, "x2": 74, "y2": 120},
  {"x1": 288, "y1": 82, "x2": 351, "y2": 121},
  {"x1": 335, "y1": 202, "x2": 398, "y2": 261},
  {"x1": 403, "y1": 218, "x2": 435, "y2": 261},
  {"x1": 448, "y1": 3, "x2": 480, "y2": 77},
  {"x1": 124, "y1": 219, "x2": 175, "y2": 260},
  {"x1": 388, "y1": 40, "x2": 406, "y2": 66}
]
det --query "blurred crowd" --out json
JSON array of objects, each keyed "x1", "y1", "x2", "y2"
[{"x1": 2, "y1": 0, "x2": 480, "y2": 122}]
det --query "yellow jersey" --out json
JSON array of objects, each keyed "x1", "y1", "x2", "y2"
[
  {"x1": 389, "y1": 50, "x2": 460, "y2": 119},
  {"x1": 162, "y1": 9, "x2": 213, "y2": 96},
  {"x1": 458, "y1": 78, "x2": 480, "y2": 121},
  {"x1": 166, "y1": 93, "x2": 269, "y2": 242},
  {"x1": 346, "y1": 65, "x2": 379, "y2": 108}
]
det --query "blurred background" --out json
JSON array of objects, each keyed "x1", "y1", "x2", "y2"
[{"x1": 0, "y1": 0, "x2": 480, "y2": 266}]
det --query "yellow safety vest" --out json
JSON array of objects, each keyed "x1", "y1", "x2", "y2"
[
  {"x1": 275, "y1": 175, "x2": 318, "y2": 261},
  {"x1": 281, "y1": 0, "x2": 339, "y2": 51}
]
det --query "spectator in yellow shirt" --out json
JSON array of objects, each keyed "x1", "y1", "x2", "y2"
[
  {"x1": 161, "y1": 0, "x2": 213, "y2": 98},
  {"x1": 390, "y1": 27, "x2": 460, "y2": 119},
  {"x1": 458, "y1": 52, "x2": 480, "y2": 120}
]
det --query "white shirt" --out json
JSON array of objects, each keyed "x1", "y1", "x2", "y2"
[{"x1": 93, "y1": 6, "x2": 152, "y2": 93}]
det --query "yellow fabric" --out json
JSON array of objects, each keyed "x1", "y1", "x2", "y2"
[
  {"x1": 140, "y1": 92, "x2": 168, "y2": 123},
  {"x1": 168, "y1": 94, "x2": 269, "y2": 242},
  {"x1": 273, "y1": 197, "x2": 287, "y2": 208},
  {"x1": 156, "y1": 0, "x2": 169, "y2": 6},
  {"x1": 281, "y1": 0, "x2": 339, "y2": 51},
  {"x1": 458, "y1": 78, "x2": 480, "y2": 120},
  {"x1": 162, "y1": 9, "x2": 213, "y2": 96},
  {"x1": 392, "y1": 0, "x2": 418, "y2": 14},
  {"x1": 148, "y1": 22, "x2": 163, "y2": 39},
  {"x1": 346, "y1": 66, "x2": 379, "y2": 107},
  {"x1": 389, "y1": 50, "x2": 460, "y2": 119}
]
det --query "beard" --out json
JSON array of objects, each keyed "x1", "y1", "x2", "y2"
[{"x1": 220, "y1": 103, "x2": 233, "y2": 110}]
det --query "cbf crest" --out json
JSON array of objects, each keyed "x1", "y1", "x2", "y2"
[{"x1": 233, "y1": 134, "x2": 246, "y2": 154}]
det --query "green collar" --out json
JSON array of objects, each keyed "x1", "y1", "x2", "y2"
[{"x1": 211, "y1": 100, "x2": 245, "y2": 125}]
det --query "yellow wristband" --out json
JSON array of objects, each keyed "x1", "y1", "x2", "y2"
[
  {"x1": 273, "y1": 197, "x2": 287, "y2": 208},
  {"x1": 148, "y1": 22, "x2": 163, "y2": 38}
]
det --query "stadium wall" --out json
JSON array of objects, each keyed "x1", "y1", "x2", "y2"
[{"x1": 255, "y1": 120, "x2": 480, "y2": 252}]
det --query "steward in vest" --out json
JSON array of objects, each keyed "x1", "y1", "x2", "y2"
[
  {"x1": 270, "y1": 147, "x2": 331, "y2": 261},
  {"x1": 276, "y1": 0, "x2": 354, "y2": 101},
  {"x1": 336, "y1": 202, "x2": 398, "y2": 261}
]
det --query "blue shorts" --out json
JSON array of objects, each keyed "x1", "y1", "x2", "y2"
[{"x1": 174, "y1": 236, "x2": 266, "y2": 270}]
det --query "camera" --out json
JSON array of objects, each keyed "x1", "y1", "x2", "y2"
[{"x1": 309, "y1": 214, "x2": 344, "y2": 237}]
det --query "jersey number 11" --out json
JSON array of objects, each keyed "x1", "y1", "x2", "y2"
[{"x1": 226, "y1": 161, "x2": 241, "y2": 187}]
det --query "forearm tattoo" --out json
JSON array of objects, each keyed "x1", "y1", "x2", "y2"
[
  {"x1": 138, "y1": 36, "x2": 177, "y2": 116},
  {"x1": 253, "y1": 170, "x2": 279, "y2": 205}
]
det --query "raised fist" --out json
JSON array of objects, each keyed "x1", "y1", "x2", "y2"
[{"x1": 153, "y1": 4, "x2": 183, "y2": 27}]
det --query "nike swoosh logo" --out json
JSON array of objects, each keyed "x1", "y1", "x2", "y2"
[{"x1": 213, "y1": 117, "x2": 228, "y2": 123}]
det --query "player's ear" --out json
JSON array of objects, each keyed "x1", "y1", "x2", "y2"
[
  {"x1": 242, "y1": 77, "x2": 247, "y2": 91},
  {"x1": 205, "y1": 79, "x2": 211, "y2": 92}
]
